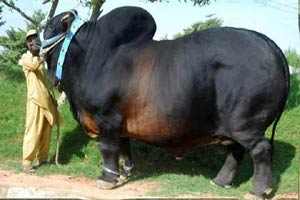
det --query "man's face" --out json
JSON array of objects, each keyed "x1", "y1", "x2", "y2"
[{"x1": 26, "y1": 34, "x2": 41, "y2": 56}]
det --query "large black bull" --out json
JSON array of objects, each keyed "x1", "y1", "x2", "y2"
[{"x1": 42, "y1": 6, "x2": 289, "y2": 198}]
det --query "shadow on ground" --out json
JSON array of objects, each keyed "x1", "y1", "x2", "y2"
[
  {"x1": 50, "y1": 118, "x2": 295, "y2": 197},
  {"x1": 129, "y1": 140, "x2": 295, "y2": 196},
  {"x1": 52, "y1": 125, "x2": 90, "y2": 164}
]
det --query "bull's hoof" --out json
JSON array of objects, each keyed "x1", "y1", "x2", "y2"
[
  {"x1": 264, "y1": 188, "x2": 272, "y2": 196},
  {"x1": 244, "y1": 188, "x2": 272, "y2": 200},
  {"x1": 96, "y1": 177, "x2": 126, "y2": 190},
  {"x1": 243, "y1": 193, "x2": 264, "y2": 200},
  {"x1": 221, "y1": 140, "x2": 235, "y2": 146},
  {"x1": 210, "y1": 180, "x2": 232, "y2": 189},
  {"x1": 96, "y1": 179, "x2": 117, "y2": 190},
  {"x1": 119, "y1": 174, "x2": 128, "y2": 182},
  {"x1": 122, "y1": 170, "x2": 132, "y2": 178},
  {"x1": 175, "y1": 156, "x2": 184, "y2": 160}
]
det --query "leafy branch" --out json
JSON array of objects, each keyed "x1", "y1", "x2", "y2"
[{"x1": 0, "y1": 0, "x2": 38, "y2": 26}]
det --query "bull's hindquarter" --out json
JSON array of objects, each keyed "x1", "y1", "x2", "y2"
[{"x1": 44, "y1": 7, "x2": 289, "y2": 198}]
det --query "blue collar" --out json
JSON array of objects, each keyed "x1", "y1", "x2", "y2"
[{"x1": 56, "y1": 14, "x2": 84, "y2": 80}]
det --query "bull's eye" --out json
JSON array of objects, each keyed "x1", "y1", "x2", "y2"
[{"x1": 48, "y1": 25, "x2": 54, "y2": 31}]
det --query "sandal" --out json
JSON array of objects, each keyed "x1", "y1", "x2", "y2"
[
  {"x1": 23, "y1": 164, "x2": 35, "y2": 173},
  {"x1": 33, "y1": 160, "x2": 50, "y2": 168}
]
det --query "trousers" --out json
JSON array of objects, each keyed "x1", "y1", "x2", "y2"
[{"x1": 22, "y1": 101, "x2": 52, "y2": 165}]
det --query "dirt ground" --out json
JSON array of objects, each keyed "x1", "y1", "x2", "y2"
[
  {"x1": 0, "y1": 169, "x2": 157, "y2": 199},
  {"x1": 0, "y1": 169, "x2": 298, "y2": 199}
]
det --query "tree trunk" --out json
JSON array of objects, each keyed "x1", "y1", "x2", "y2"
[
  {"x1": 89, "y1": 0, "x2": 105, "y2": 22},
  {"x1": 298, "y1": 0, "x2": 300, "y2": 36},
  {"x1": 44, "y1": 0, "x2": 59, "y2": 26}
]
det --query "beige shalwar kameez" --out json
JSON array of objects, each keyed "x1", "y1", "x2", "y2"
[{"x1": 20, "y1": 51, "x2": 61, "y2": 165}]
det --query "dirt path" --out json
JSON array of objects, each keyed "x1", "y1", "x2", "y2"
[
  {"x1": 0, "y1": 170, "x2": 298, "y2": 199},
  {"x1": 0, "y1": 169, "x2": 157, "y2": 198}
]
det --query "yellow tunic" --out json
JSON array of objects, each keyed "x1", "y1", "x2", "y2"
[{"x1": 20, "y1": 51, "x2": 61, "y2": 165}]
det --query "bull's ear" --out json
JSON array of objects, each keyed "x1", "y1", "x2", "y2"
[{"x1": 60, "y1": 12, "x2": 75, "y2": 32}]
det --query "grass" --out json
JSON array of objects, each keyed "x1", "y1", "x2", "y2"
[{"x1": 0, "y1": 63, "x2": 299, "y2": 198}]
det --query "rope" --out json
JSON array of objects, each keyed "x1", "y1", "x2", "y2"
[
  {"x1": 40, "y1": 33, "x2": 66, "y2": 167},
  {"x1": 55, "y1": 123, "x2": 61, "y2": 166},
  {"x1": 40, "y1": 35, "x2": 66, "y2": 57},
  {"x1": 50, "y1": 86, "x2": 61, "y2": 166}
]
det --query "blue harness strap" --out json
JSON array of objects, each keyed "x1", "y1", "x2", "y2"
[
  {"x1": 41, "y1": 33, "x2": 65, "y2": 50},
  {"x1": 56, "y1": 13, "x2": 84, "y2": 80}
]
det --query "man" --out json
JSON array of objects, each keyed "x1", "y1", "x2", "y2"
[{"x1": 19, "y1": 29, "x2": 62, "y2": 173}]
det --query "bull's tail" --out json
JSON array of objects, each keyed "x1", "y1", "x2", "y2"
[
  {"x1": 269, "y1": 40, "x2": 290, "y2": 156},
  {"x1": 270, "y1": 111, "x2": 283, "y2": 147}
]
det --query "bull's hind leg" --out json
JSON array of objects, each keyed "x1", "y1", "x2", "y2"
[
  {"x1": 95, "y1": 112, "x2": 122, "y2": 189},
  {"x1": 212, "y1": 142, "x2": 245, "y2": 188},
  {"x1": 247, "y1": 139, "x2": 272, "y2": 198}
]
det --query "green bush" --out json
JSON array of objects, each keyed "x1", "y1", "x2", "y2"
[
  {"x1": 0, "y1": 10, "x2": 46, "y2": 65},
  {"x1": 0, "y1": 28, "x2": 26, "y2": 65},
  {"x1": 0, "y1": 63, "x2": 299, "y2": 198},
  {"x1": 284, "y1": 48, "x2": 300, "y2": 68},
  {"x1": 173, "y1": 16, "x2": 223, "y2": 39}
]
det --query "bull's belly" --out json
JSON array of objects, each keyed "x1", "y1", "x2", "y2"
[
  {"x1": 122, "y1": 116, "x2": 222, "y2": 155},
  {"x1": 81, "y1": 109, "x2": 223, "y2": 155}
]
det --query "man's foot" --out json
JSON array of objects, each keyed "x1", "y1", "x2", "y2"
[
  {"x1": 23, "y1": 164, "x2": 35, "y2": 174},
  {"x1": 33, "y1": 160, "x2": 50, "y2": 168}
]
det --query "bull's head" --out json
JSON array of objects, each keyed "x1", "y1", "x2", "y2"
[
  {"x1": 44, "y1": 10, "x2": 77, "y2": 39},
  {"x1": 42, "y1": 10, "x2": 78, "y2": 87}
]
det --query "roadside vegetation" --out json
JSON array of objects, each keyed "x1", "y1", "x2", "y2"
[
  {"x1": 0, "y1": 6, "x2": 299, "y2": 198},
  {"x1": 0, "y1": 59, "x2": 299, "y2": 199},
  {"x1": 285, "y1": 48, "x2": 300, "y2": 68}
]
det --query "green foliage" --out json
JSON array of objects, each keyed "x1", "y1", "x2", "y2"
[
  {"x1": 284, "y1": 48, "x2": 300, "y2": 68},
  {"x1": 0, "y1": 9, "x2": 46, "y2": 65},
  {"x1": 173, "y1": 16, "x2": 223, "y2": 39},
  {"x1": 26, "y1": 9, "x2": 46, "y2": 30},
  {"x1": 286, "y1": 74, "x2": 300, "y2": 110},
  {"x1": 78, "y1": 0, "x2": 211, "y2": 9},
  {"x1": 0, "y1": 63, "x2": 299, "y2": 198},
  {"x1": 0, "y1": 27, "x2": 26, "y2": 65},
  {"x1": 0, "y1": 5, "x2": 5, "y2": 26},
  {"x1": 79, "y1": 0, "x2": 105, "y2": 8},
  {"x1": 147, "y1": 0, "x2": 212, "y2": 6}
]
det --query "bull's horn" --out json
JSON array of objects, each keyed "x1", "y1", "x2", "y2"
[{"x1": 61, "y1": 13, "x2": 71, "y2": 22}]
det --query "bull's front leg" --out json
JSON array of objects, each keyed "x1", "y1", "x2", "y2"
[
  {"x1": 120, "y1": 137, "x2": 134, "y2": 178},
  {"x1": 94, "y1": 111, "x2": 123, "y2": 189}
]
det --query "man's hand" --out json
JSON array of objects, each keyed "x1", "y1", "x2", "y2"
[
  {"x1": 39, "y1": 50, "x2": 46, "y2": 58},
  {"x1": 38, "y1": 54, "x2": 45, "y2": 64}
]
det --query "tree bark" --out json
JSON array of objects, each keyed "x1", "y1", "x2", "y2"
[
  {"x1": 44, "y1": 0, "x2": 59, "y2": 26},
  {"x1": 298, "y1": 0, "x2": 300, "y2": 36},
  {"x1": 89, "y1": 2, "x2": 101, "y2": 21},
  {"x1": 1, "y1": 0, "x2": 38, "y2": 26},
  {"x1": 89, "y1": 0, "x2": 105, "y2": 22}
]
